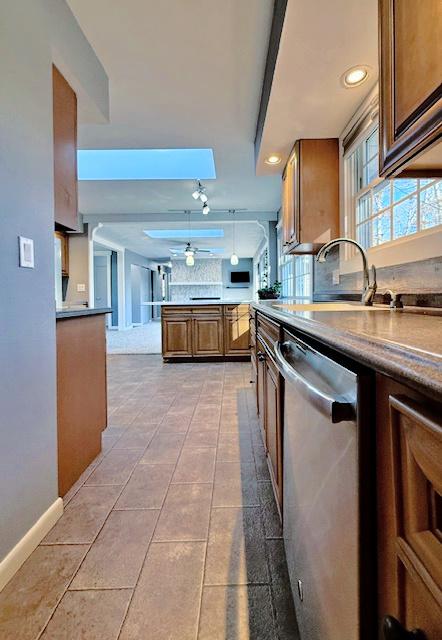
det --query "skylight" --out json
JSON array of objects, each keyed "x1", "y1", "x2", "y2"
[
  {"x1": 144, "y1": 229, "x2": 224, "y2": 239},
  {"x1": 77, "y1": 148, "x2": 216, "y2": 180}
]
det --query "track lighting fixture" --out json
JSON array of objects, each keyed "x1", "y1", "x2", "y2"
[{"x1": 191, "y1": 180, "x2": 210, "y2": 214}]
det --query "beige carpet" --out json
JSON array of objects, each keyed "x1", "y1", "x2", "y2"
[{"x1": 106, "y1": 322, "x2": 162, "y2": 354}]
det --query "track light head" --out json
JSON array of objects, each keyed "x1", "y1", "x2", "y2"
[
  {"x1": 192, "y1": 189, "x2": 200, "y2": 200},
  {"x1": 202, "y1": 204, "x2": 210, "y2": 215},
  {"x1": 199, "y1": 192, "x2": 208, "y2": 203}
]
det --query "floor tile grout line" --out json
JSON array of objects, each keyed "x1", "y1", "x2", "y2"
[
  {"x1": 35, "y1": 440, "x2": 158, "y2": 640},
  {"x1": 195, "y1": 373, "x2": 223, "y2": 640},
  {"x1": 115, "y1": 379, "x2": 206, "y2": 640}
]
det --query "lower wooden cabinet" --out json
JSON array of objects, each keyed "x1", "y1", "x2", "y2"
[
  {"x1": 256, "y1": 338, "x2": 267, "y2": 446},
  {"x1": 161, "y1": 304, "x2": 250, "y2": 360},
  {"x1": 264, "y1": 352, "x2": 282, "y2": 509},
  {"x1": 376, "y1": 374, "x2": 442, "y2": 639},
  {"x1": 193, "y1": 317, "x2": 223, "y2": 356},
  {"x1": 224, "y1": 315, "x2": 250, "y2": 355},
  {"x1": 162, "y1": 317, "x2": 192, "y2": 357}
]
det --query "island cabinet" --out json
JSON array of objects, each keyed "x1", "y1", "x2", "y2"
[
  {"x1": 53, "y1": 65, "x2": 78, "y2": 231},
  {"x1": 281, "y1": 138, "x2": 339, "y2": 255},
  {"x1": 161, "y1": 304, "x2": 250, "y2": 360},
  {"x1": 376, "y1": 374, "x2": 442, "y2": 639},
  {"x1": 378, "y1": 0, "x2": 442, "y2": 178}
]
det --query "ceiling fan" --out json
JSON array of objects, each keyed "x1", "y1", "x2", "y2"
[{"x1": 168, "y1": 211, "x2": 212, "y2": 265}]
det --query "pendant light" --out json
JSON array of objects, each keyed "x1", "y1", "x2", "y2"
[{"x1": 230, "y1": 209, "x2": 239, "y2": 265}]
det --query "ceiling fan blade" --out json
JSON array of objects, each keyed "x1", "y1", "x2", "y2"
[{"x1": 196, "y1": 249, "x2": 211, "y2": 253}]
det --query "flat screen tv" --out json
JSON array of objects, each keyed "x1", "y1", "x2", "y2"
[{"x1": 230, "y1": 271, "x2": 250, "y2": 284}]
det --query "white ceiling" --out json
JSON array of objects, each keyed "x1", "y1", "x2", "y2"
[
  {"x1": 93, "y1": 219, "x2": 265, "y2": 261},
  {"x1": 67, "y1": 0, "x2": 281, "y2": 215},
  {"x1": 256, "y1": 0, "x2": 379, "y2": 174}
]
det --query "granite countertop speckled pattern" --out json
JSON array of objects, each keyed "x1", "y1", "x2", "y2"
[{"x1": 252, "y1": 300, "x2": 442, "y2": 398}]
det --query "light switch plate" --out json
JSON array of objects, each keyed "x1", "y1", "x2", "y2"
[
  {"x1": 77, "y1": 283, "x2": 86, "y2": 292},
  {"x1": 19, "y1": 236, "x2": 34, "y2": 268},
  {"x1": 332, "y1": 269, "x2": 340, "y2": 285}
]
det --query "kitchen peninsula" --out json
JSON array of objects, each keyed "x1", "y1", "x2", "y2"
[
  {"x1": 56, "y1": 307, "x2": 110, "y2": 496},
  {"x1": 159, "y1": 301, "x2": 251, "y2": 361}
]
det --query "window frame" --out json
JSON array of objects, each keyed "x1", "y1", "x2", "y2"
[{"x1": 340, "y1": 86, "x2": 442, "y2": 275}]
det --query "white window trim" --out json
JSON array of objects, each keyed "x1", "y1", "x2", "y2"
[{"x1": 339, "y1": 85, "x2": 442, "y2": 275}]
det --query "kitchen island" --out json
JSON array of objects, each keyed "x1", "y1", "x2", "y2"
[
  {"x1": 56, "y1": 307, "x2": 110, "y2": 496},
  {"x1": 158, "y1": 301, "x2": 251, "y2": 361}
]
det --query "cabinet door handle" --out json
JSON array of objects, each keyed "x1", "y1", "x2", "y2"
[
  {"x1": 382, "y1": 616, "x2": 427, "y2": 640},
  {"x1": 257, "y1": 351, "x2": 266, "y2": 362}
]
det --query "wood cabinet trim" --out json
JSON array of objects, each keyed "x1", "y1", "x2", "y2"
[{"x1": 378, "y1": 0, "x2": 442, "y2": 177}]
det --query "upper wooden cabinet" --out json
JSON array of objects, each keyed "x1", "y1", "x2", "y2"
[
  {"x1": 53, "y1": 66, "x2": 78, "y2": 231},
  {"x1": 281, "y1": 139, "x2": 339, "y2": 254},
  {"x1": 54, "y1": 230, "x2": 69, "y2": 276},
  {"x1": 379, "y1": 0, "x2": 442, "y2": 178}
]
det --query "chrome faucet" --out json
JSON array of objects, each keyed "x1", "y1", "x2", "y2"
[{"x1": 316, "y1": 237, "x2": 377, "y2": 306}]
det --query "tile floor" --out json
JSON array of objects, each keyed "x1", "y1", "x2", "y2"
[{"x1": 0, "y1": 355, "x2": 299, "y2": 640}]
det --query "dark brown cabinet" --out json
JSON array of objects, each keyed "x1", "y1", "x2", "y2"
[
  {"x1": 379, "y1": 0, "x2": 442, "y2": 178},
  {"x1": 376, "y1": 374, "x2": 442, "y2": 639},
  {"x1": 264, "y1": 352, "x2": 282, "y2": 509},
  {"x1": 53, "y1": 65, "x2": 78, "y2": 231},
  {"x1": 281, "y1": 139, "x2": 339, "y2": 255}
]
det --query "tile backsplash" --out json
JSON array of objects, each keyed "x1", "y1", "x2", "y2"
[
  {"x1": 170, "y1": 259, "x2": 223, "y2": 302},
  {"x1": 314, "y1": 246, "x2": 442, "y2": 305}
]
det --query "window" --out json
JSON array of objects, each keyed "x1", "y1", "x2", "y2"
[
  {"x1": 277, "y1": 229, "x2": 312, "y2": 298},
  {"x1": 347, "y1": 127, "x2": 442, "y2": 249}
]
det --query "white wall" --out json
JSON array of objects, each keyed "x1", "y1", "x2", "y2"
[{"x1": 0, "y1": 0, "x2": 108, "y2": 573}]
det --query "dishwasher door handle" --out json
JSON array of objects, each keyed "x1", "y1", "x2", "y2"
[{"x1": 274, "y1": 341, "x2": 355, "y2": 424}]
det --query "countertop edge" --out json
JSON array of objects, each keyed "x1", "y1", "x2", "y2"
[
  {"x1": 251, "y1": 302, "x2": 442, "y2": 399},
  {"x1": 56, "y1": 308, "x2": 112, "y2": 319}
]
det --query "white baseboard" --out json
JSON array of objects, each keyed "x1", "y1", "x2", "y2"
[{"x1": 0, "y1": 497, "x2": 63, "y2": 592}]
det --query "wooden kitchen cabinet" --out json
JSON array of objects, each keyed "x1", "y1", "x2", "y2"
[
  {"x1": 264, "y1": 352, "x2": 283, "y2": 509},
  {"x1": 378, "y1": 0, "x2": 442, "y2": 178},
  {"x1": 162, "y1": 316, "x2": 193, "y2": 357},
  {"x1": 376, "y1": 374, "x2": 442, "y2": 639},
  {"x1": 281, "y1": 138, "x2": 339, "y2": 254},
  {"x1": 53, "y1": 65, "x2": 78, "y2": 231},
  {"x1": 161, "y1": 304, "x2": 250, "y2": 360},
  {"x1": 224, "y1": 313, "x2": 250, "y2": 356},
  {"x1": 193, "y1": 316, "x2": 224, "y2": 356},
  {"x1": 256, "y1": 337, "x2": 267, "y2": 447},
  {"x1": 55, "y1": 230, "x2": 69, "y2": 276}
]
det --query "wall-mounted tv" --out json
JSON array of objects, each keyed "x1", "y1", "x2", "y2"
[{"x1": 230, "y1": 271, "x2": 250, "y2": 284}]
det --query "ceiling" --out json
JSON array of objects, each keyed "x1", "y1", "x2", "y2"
[
  {"x1": 93, "y1": 219, "x2": 265, "y2": 261},
  {"x1": 256, "y1": 0, "x2": 379, "y2": 174},
  {"x1": 67, "y1": 0, "x2": 281, "y2": 216}
]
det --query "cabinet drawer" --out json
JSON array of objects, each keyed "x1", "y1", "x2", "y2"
[
  {"x1": 256, "y1": 312, "x2": 280, "y2": 353},
  {"x1": 192, "y1": 305, "x2": 223, "y2": 315},
  {"x1": 162, "y1": 306, "x2": 192, "y2": 316},
  {"x1": 224, "y1": 304, "x2": 249, "y2": 317}
]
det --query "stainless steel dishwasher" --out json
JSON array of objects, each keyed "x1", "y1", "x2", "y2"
[{"x1": 274, "y1": 329, "x2": 373, "y2": 640}]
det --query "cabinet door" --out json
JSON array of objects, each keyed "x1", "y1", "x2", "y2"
[
  {"x1": 192, "y1": 316, "x2": 223, "y2": 356},
  {"x1": 376, "y1": 375, "x2": 442, "y2": 639},
  {"x1": 256, "y1": 339, "x2": 267, "y2": 448},
  {"x1": 379, "y1": 0, "x2": 442, "y2": 177},
  {"x1": 55, "y1": 231, "x2": 69, "y2": 276},
  {"x1": 282, "y1": 142, "x2": 299, "y2": 251},
  {"x1": 162, "y1": 317, "x2": 192, "y2": 357},
  {"x1": 265, "y1": 354, "x2": 282, "y2": 509},
  {"x1": 53, "y1": 66, "x2": 78, "y2": 230},
  {"x1": 224, "y1": 316, "x2": 250, "y2": 355}
]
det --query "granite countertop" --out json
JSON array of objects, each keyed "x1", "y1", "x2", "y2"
[
  {"x1": 142, "y1": 300, "x2": 253, "y2": 306},
  {"x1": 56, "y1": 307, "x2": 112, "y2": 319},
  {"x1": 252, "y1": 299, "x2": 442, "y2": 398}
]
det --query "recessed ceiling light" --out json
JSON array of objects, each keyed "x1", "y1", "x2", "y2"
[
  {"x1": 265, "y1": 154, "x2": 281, "y2": 165},
  {"x1": 341, "y1": 66, "x2": 369, "y2": 88}
]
